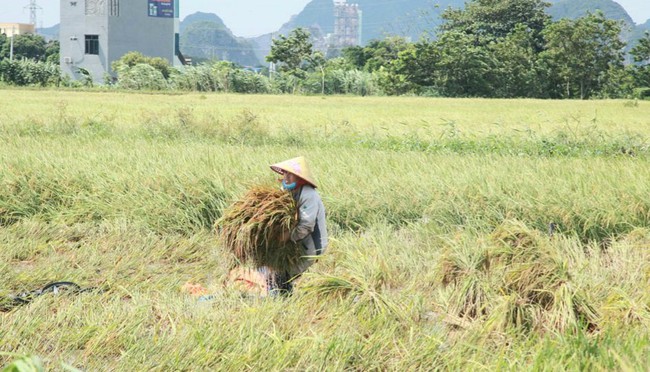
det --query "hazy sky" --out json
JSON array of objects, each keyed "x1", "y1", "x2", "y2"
[{"x1": 0, "y1": 0, "x2": 648, "y2": 37}]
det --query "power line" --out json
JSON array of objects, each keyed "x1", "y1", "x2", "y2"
[{"x1": 25, "y1": 0, "x2": 42, "y2": 27}]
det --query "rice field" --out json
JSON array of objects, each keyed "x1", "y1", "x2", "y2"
[{"x1": 1, "y1": 88, "x2": 650, "y2": 370}]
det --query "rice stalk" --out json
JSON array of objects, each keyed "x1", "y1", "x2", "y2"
[
  {"x1": 436, "y1": 243, "x2": 490, "y2": 287},
  {"x1": 601, "y1": 290, "x2": 650, "y2": 327},
  {"x1": 446, "y1": 275, "x2": 492, "y2": 320},
  {"x1": 301, "y1": 273, "x2": 406, "y2": 319},
  {"x1": 548, "y1": 282, "x2": 598, "y2": 333},
  {"x1": 215, "y1": 185, "x2": 302, "y2": 271},
  {"x1": 300, "y1": 245, "x2": 407, "y2": 320},
  {"x1": 489, "y1": 220, "x2": 598, "y2": 332}
]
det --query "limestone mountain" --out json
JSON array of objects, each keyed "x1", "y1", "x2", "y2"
[
  {"x1": 629, "y1": 19, "x2": 650, "y2": 51},
  {"x1": 39, "y1": 0, "x2": 649, "y2": 68},
  {"x1": 280, "y1": 0, "x2": 642, "y2": 44},
  {"x1": 244, "y1": 0, "x2": 647, "y2": 60},
  {"x1": 36, "y1": 24, "x2": 59, "y2": 42},
  {"x1": 179, "y1": 12, "x2": 260, "y2": 66},
  {"x1": 277, "y1": 0, "x2": 465, "y2": 45},
  {"x1": 247, "y1": 0, "x2": 464, "y2": 63},
  {"x1": 546, "y1": 0, "x2": 634, "y2": 24}
]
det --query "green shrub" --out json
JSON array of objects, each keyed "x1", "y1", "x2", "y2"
[{"x1": 632, "y1": 87, "x2": 650, "y2": 100}]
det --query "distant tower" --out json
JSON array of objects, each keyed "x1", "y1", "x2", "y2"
[
  {"x1": 25, "y1": 0, "x2": 42, "y2": 27},
  {"x1": 334, "y1": 1, "x2": 362, "y2": 48}
]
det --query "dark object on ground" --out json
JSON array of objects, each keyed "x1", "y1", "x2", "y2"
[
  {"x1": 0, "y1": 281, "x2": 97, "y2": 312},
  {"x1": 266, "y1": 271, "x2": 294, "y2": 297}
]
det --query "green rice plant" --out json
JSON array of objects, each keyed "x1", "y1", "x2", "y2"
[
  {"x1": 218, "y1": 109, "x2": 269, "y2": 145},
  {"x1": 215, "y1": 185, "x2": 301, "y2": 271},
  {"x1": 1, "y1": 354, "x2": 44, "y2": 372},
  {"x1": 529, "y1": 329, "x2": 650, "y2": 370},
  {"x1": 1, "y1": 89, "x2": 650, "y2": 369}
]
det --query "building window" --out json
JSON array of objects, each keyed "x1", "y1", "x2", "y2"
[
  {"x1": 109, "y1": 0, "x2": 119, "y2": 16},
  {"x1": 85, "y1": 35, "x2": 99, "y2": 55}
]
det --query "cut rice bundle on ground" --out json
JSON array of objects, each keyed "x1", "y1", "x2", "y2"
[
  {"x1": 216, "y1": 185, "x2": 302, "y2": 271},
  {"x1": 437, "y1": 220, "x2": 599, "y2": 333},
  {"x1": 489, "y1": 220, "x2": 598, "y2": 332}
]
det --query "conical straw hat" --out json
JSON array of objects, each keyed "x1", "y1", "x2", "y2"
[{"x1": 270, "y1": 156, "x2": 317, "y2": 187}]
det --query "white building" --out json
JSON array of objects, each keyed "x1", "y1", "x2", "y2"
[
  {"x1": 0, "y1": 23, "x2": 36, "y2": 37},
  {"x1": 59, "y1": 0, "x2": 185, "y2": 83}
]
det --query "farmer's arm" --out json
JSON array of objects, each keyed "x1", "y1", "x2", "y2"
[{"x1": 290, "y1": 194, "x2": 318, "y2": 243}]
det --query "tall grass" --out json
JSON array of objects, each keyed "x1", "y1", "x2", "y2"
[{"x1": 1, "y1": 89, "x2": 650, "y2": 370}]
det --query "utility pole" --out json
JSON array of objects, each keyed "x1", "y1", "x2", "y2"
[
  {"x1": 269, "y1": 33, "x2": 275, "y2": 80},
  {"x1": 10, "y1": 26, "x2": 15, "y2": 61}
]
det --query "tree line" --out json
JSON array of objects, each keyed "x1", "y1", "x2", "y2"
[{"x1": 1, "y1": 0, "x2": 649, "y2": 99}]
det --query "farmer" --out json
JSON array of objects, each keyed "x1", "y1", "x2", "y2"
[{"x1": 267, "y1": 156, "x2": 328, "y2": 295}]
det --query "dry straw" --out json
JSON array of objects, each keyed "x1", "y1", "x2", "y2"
[
  {"x1": 216, "y1": 185, "x2": 302, "y2": 271},
  {"x1": 437, "y1": 220, "x2": 598, "y2": 333}
]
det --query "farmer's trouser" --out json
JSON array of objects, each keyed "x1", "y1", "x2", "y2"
[
  {"x1": 266, "y1": 271, "x2": 293, "y2": 295},
  {"x1": 267, "y1": 241, "x2": 326, "y2": 295}
]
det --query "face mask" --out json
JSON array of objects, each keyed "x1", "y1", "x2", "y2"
[{"x1": 282, "y1": 180, "x2": 297, "y2": 190}]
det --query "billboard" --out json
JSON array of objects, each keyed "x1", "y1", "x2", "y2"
[{"x1": 148, "y1": 0, "x2": 174, "y2": 18}]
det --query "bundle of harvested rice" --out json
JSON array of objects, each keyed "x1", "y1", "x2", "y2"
[
  {"x1": 216, "y1": 185, "x2": 302, "y2": 271},
  {"x1": 488, "y1": 220, "x2": 598, "y2": 332}
]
